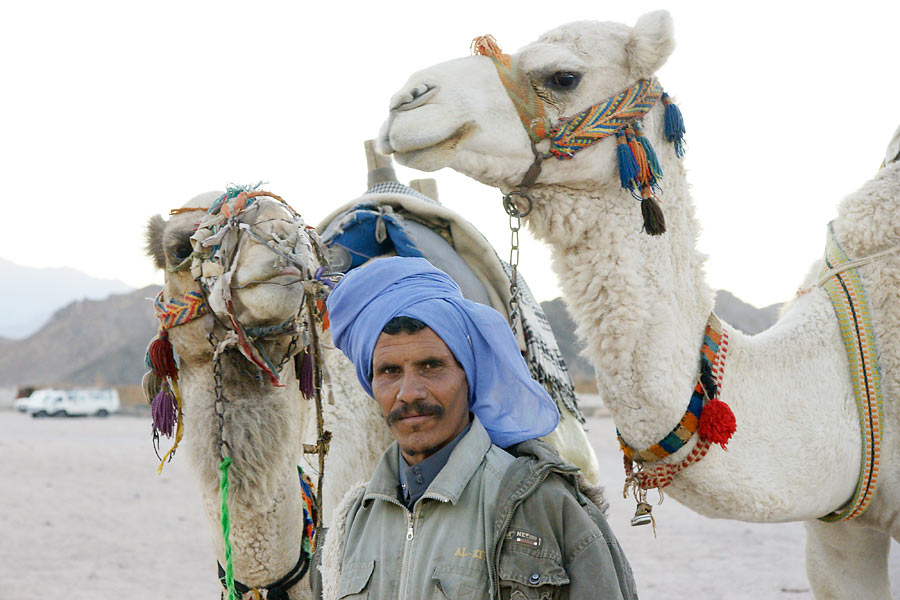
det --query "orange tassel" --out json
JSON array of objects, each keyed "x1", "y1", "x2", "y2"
[
  {"x1": 627, "y1": 128, "x2": 651, "y2": 186},
  {"x1": 471, "y1": 35, "x2": 511, "y2": 67}
]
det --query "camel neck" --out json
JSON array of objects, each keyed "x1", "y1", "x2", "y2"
[
  {"x1": 177, "y1": 359, "x2": 307, "y2": 594},
  {"x1": 524, "y1": 182, "x2": 714, "y2": 449}
]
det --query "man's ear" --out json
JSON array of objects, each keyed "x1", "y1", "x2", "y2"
[{"x1": 625, "y1": 10, "x2": 675, "y2": 79}]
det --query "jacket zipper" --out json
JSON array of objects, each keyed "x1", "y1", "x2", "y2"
[{"x1": 365, "y1": 492, "x2": 450, "y2": 600}]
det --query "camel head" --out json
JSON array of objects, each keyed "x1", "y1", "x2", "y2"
[
  {"x1": 378, "y1": 11, "x2": 677, "y2": 200},
  {"x1": 145, "y1": 187, "x2": 328, "y2": 369}
]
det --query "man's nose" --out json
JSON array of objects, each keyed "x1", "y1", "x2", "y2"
[{"x1": 396, "y1": 371, "x2": 427, "y2": 403}]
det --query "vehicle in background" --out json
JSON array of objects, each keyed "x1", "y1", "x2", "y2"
[{"x1": 14, "y1": 388, "x2": 120, "y2": 418}]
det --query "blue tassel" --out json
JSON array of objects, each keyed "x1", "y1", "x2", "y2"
[
  {"x1": 662, "y1": 93, "x2": 686, "y2": 158},
  {"x1": 616, "y1": 134, "x2": 640, "y2": 192},
  {"x1": 634, "y1": 123, "x2": 663, "y2": 184}
]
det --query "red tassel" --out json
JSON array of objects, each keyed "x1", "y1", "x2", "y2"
[
  {"x1": 149, "y1": 332, "x2": 179, "y2": 381},
  {"x1": 698, "y1": 398, "x2": 736, "y2": 448}
]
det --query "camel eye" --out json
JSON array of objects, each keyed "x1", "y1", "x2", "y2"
[
  {"x1": 547, "y1": 71, "x2": 581, "y2": 91},
  {"x1": 171, "y1": 243, "x2": 192, "y2": 261}
]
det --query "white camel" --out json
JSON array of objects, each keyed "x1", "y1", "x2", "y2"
[
  {"x1": 377, "y1": 11, "x2": 899, "y2": 599},
  {"x1": 145, "y1": 171, "x2": 601, "y2": 597}
]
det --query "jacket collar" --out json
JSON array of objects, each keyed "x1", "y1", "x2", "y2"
[{"x1": 364, "y1": 415, "x2": 493, "y2": 506}]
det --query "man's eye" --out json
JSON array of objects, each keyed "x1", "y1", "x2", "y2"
[{"x1": 546, "y1": 71, "x2": 581, "y2": 91}]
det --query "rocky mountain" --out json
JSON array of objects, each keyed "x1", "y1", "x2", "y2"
[
  {"x1": 0, "y1": 258, "x2": 133, "y2": 339},
  {"x1": 713, "y1": 290, "x2": 783, "y2": 335},
  {"x1": 0, "y1": 283, "x2": 780, "y2": 393},
  {"x1": 0, "y1": 285, "x2": 161, "y2": 387},
  {"x1": 540, "y1": 291, "x2": 783, "y2": 385}
]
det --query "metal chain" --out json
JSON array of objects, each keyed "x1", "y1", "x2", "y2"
[
  {"x1": 502, "y1": 191, "x2": 532, "y2": 333},
  {"x1": 208, "y1": 331, "x2": 231, "y2": 463},
  {"x1": 508, "y1": 211, "x2": 522, "y2": 332},
  {"x1": 276, "y1": 334, "x2": 300, "y2": 375}
]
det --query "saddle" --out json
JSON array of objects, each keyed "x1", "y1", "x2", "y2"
[{"x1": 318, "y1": 179, "x2": 585, "y2": 423}]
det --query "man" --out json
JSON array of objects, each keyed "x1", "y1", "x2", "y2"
[{"x1": 315, "y1": 256, "x2": 637, "y2": 600}]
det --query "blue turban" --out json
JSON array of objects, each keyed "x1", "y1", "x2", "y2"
[{"x1": 326, "y1": 256, "x2": 559, "y2": 448}]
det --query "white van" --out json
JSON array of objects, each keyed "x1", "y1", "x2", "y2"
[{"x1": 15, "y1": 388, "x2": 120, "y2": 418}]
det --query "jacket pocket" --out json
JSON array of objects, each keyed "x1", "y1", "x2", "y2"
[
  {"x1": 498, "y1": 556, "x2": 570, "y2": 600},
  {"x1": 338, "y1": 559, "x2": 375, "y2": 599},
  {"x1": 432, "y1": 563, "x2": 491, "y2": 600}
]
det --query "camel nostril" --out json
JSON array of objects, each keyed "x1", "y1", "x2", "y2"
[{"x1": 391, "y1": 84, "x2": 437, "y2": 112}]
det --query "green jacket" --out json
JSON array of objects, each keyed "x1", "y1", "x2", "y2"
[{"x1": 317, "y1": 417, "x2": 637, "y2": 600}]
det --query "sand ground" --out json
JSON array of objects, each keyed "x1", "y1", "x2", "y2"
[{"x1": 0, "y1": 409, "x2": 897, "y2": 599}]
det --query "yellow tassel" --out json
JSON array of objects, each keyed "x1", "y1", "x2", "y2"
[
  {"x1": 471, "y1": 35, "x2": 511, "y2": 67},
  {"x1": 156, "y1": 379, "x2": 185, "y2": 474}
]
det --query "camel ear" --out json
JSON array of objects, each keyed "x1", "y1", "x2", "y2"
[
  {"x1": 625, "y1": 10, "x2": 675, "y2": 79},
  {"x1": 145, "y1": 214, "x2": 167, "y2": 270},
  {"x1": 885, "y1": 123, "x2": 900, "y2": 166}
]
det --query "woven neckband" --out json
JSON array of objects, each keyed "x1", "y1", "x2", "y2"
[{"x1": 618, "y1": 313, "x2": 733, "y2": 463}]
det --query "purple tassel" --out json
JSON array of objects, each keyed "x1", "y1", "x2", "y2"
[
  {"x1": 299, "y1": 349, "x2": 314, "y2": 399},
  {"x1": 151, "y1": 383, "x2": 176, "y2": 438},
  {"x1": 314, "y1": 266, "x2": 336, "y2": 289}
]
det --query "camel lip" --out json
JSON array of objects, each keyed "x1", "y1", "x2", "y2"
[{"x1": 392, "y1": 122, "x2": 472, "y2": 163}]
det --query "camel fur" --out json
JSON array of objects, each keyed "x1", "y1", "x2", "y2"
[
  {"x1": 377, "y1": 11, "x2": 900, "y2": 599},
  {"x1": 146, "y1": 191, "x2": 391, "y2": 600}
]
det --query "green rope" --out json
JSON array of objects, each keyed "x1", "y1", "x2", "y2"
[{"x1": 219, "y1": 457, "x2": 238, "y2": 600}]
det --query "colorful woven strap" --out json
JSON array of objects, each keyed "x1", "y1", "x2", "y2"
[
  {"x1": 472, "y1": 36, "x2": 549, "y2": 142},
  {"x1": 297, "y1": 466, "x2": 319, "y2": 558},
  {"x1": 154, "y1": 290, "x2": 209, "y2": 330},
  {"x1": 818, "y1": 223, "x2": 884, "y2": 522},
  {"x1": 618, "y1": 314, "x2": 728, "y2": 464},
  {"x1": 549, "y1": 78, "x2": 663, "y2": 159}
]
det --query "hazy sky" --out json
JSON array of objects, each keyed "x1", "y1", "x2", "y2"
[{"x1": 3, "y1": 1, "x2": 898, "y2": 308}]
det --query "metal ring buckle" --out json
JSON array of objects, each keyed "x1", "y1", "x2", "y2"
[{"x1": 502, "y1": 190, "x2": 533, "y2": 218}]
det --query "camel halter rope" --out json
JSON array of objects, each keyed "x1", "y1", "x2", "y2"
[
  {"x1": 143, "y1": 186, "x2": 336, "y2": 600},
  {"x1": 470, "y1": 35, "x2": 686, "y2": 332}
]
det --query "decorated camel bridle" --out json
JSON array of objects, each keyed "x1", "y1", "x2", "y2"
[
  {"x1": 142, "y1": 186, "x2": 336, "y2": 600},
  {"x1": 473, "y1": 34, "x2": 895, "y2": 531}
]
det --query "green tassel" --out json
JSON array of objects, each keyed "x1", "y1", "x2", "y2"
[{"x1": 219, "y1": 457, "x2": 238, "y2": 600}]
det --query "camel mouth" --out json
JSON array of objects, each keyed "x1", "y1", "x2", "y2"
[
  {"x1": 392, "y1": 123, "x2": 473, "y2": 166},
  {"x1": 232, "y1": 267, "x2": 305, "y2": 290}
]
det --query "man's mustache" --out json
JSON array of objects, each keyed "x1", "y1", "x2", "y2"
[{"x1": 386, "y1": 401, "x2": 445, "y2": 427}]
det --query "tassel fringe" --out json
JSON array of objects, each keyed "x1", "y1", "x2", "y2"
[
  {"x1": 299, "y1": 349, "x2": 314, "y2": 400},
  {"x1": 616, "y1": 134, "x2": 640, "y2": 191},
  {"x1": 698, "y1": 398, "x2": 736, "y2": 448},
  {"x1": 640, "y1": 190, "x2": 666, "y2": 236},
  {"x1": 662, "y1": 93, "x2": 686, "y2": 158},
  {"x1": 149, "y1": 332, "x2": 179, "y2": 381}
]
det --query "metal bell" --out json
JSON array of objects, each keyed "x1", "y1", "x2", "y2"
[{"x1": 631, "y1": 501, "x2": 653, "y2": 527}]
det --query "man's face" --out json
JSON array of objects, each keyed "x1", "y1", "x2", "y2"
[{"x1": 371, "y1": 326, "x2": 470, "y2": 465}]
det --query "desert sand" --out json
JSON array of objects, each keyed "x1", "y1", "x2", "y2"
[{"x1": 1, "y1": 408, "x2": 897, "y2": 599}]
